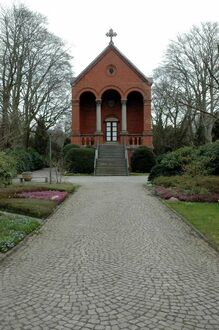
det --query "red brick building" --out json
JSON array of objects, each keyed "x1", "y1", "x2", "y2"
[{"x1": 71, "y1": 31, "x2": 153, "y2": 148}]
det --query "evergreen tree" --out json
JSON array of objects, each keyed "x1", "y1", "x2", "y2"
[{"x1": 34, "y1": 117, "x2": 49, "y2": 156}]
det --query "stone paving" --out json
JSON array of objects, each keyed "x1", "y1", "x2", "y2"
[{"x1": 0, "y1": 175, "x2": 219, "y2": 330}]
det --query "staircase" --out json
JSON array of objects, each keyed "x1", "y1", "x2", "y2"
[{"x1": 95, "y1": 144, "x2": 128, "y2": 176}]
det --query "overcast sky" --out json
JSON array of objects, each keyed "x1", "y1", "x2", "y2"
[{"x1": 1, "y1": 0, "x2": 219, "y2": 77}]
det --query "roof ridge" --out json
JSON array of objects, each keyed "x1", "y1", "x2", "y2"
[{"x1": 72, "y1": 43, "x2": 153, "y2": 86}]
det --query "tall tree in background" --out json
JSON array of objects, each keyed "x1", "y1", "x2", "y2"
[
  {"x1": 0, "y1": 4, "x2": 72, "y2": 150},
  {"x1": 153, "y1": 22, "x2": 219, "y2": 153},
  {"x1": 34, "y1": 116, "x2": 48, "y2": 156}
]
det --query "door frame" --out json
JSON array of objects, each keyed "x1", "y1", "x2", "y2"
[{"x1": 105, "y1": 118, "x2": 118, "y2": 142}]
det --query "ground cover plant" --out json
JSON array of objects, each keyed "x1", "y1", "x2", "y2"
[
  {"x1": 16, "y1": 190, "x2": 68, "y2": 204},
  {"x1": 165, "y1": 201, "x2": 219, "y2": 249},
  {"x1": 153, "y1": 175, "x2": 219, "y2": 202},
  {"x1": 0, "y1": 212, "x2": 41, "y2": 253}
]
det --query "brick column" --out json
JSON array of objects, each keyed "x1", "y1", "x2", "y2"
[
  {"x1": 143, "y1": 97, "x2": 153, "y2": 147},
  {"x1": 71, "y1": 99, "x2": 81, "y2": 145},
  {"x1": 121, "y1": 99, "x2": 127, "y2": 132},
  {"x1": 96, "y1": 99, "x2": 102, "y2": 132},
  {"x1": 120, "y1": 99, "x2": 128, "y2": 145},
  {"x1": 95, "y1": 99, "x2": 103, "y2": 145}
]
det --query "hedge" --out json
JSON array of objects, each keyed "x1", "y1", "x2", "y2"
[
  {"x1": 64, "y1": 147, "x2": 95, "y2": 173},
  {"x1": 131, "y1": 146, "x2": 156, "y2": 173}
]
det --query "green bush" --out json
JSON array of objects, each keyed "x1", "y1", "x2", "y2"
[
  {"x1": 149, "y1": 141, "x2": 219, "y2": 181},
  {"x1": 64, "y1": 147, "x2": 95, "y2": 173},
  {"x1": 8, "y1": 148, "x2": 44, "y2": 173},
  {"x1": 0, "y1": 152, "x2": 17, "y2": 186},
  {"x1": 198, "y1": 140, "x2": 219, "y2": 175},
  {"x1": 148, "y1": 146, "x2": 197, "y2": 180},
  {"x1": 63, "y1": 144, "x2": 80, "y2": 156},
  {"x1": 131, "y1": 147, "x2": 156, "y2": 173}
]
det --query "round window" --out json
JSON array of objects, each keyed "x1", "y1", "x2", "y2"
[{"x1": 107, "y1": 65, "x2": 116, "y2": 76}]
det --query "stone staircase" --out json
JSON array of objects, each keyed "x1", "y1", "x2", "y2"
[{"x1": 95, "y1": 144, "x2": 128, "y2": 176}]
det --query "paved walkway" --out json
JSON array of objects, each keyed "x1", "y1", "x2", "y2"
[{"x1": 0, "y1": 175, "x2": 219, "y2": 330}]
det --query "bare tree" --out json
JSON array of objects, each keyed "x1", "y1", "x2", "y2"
[
  {"x1": 153, "y1": 22, "x2": 219, "y2": 149},
  {"x1": 0, "y1": 4, "x2": 72, "y2": 150}
]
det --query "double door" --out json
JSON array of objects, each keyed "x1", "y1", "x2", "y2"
[{"x1": 106, "y1": 121, "x2": 118, "y2": 142}]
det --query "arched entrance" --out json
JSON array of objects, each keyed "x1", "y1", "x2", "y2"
[
  {"x1": 79, "y1": 91, "x2": 96, "y2": 134},
  {"x1": 79, "y1": 91, "x2": 96, "y2": 145},
  {"x1": 101, "y1": 89, "x2": 121, "y2": 143},
  {"x1": 127, "y1": 91, "x2": 144, "y2": 145}
]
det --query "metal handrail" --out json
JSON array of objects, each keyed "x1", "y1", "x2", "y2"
[
  {"x1": 94, "y1": 145, "x2": 99, "y2": 175},
  {"x1": 124, "y1": 146, "x2": 129, "y2": 176}
]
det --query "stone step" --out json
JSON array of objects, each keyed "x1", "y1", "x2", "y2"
[
  {"x1": 95, "y1": 144, "x2": 128, "y2": 176},
  {"x1": 95, "y1": 170, "x2": 127, "y2": 176},
  {"x1": 97, "y1": 159, "x2": 126, "y2": 165}
]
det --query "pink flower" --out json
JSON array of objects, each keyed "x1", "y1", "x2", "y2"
[{"x1": 16, "y1": 191, "x2": 68, "y2": 204}]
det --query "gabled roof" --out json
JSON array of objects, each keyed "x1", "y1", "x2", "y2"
[{"x1": 72, "y1": 43, "x2": 153, "y2": 86}]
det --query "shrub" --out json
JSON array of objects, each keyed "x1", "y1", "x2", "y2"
[
  {"x1": 182, "y1": 156, "x2": 211, "y2": 177},
  {"x1": 149, "y1": 141, "x2": 219, "y2": 181},
  {"x1": 131, "y1": 147, "x2": 156, "y2": 173},
  {"x1": 64, "y1": 147, "x2": 95, "y2": 173},
  {"x1": 0, "y1": 152, "x2": 17, "y2": 186},
  {"x1": 198, "y1": 140, "x2": 219, "y2": 175},
  {"x1": 27, "y1": 149, "x2": 44, "y2": 170},
  {"x1": 63, "y1": 144, "x2": 80, "y2": 156},
  {"x1": 148, "y1": 146, "x2": 197, "y2": 180},
  {"x1": 8, "y1": 148, "x2": 44, "y2": 173}
]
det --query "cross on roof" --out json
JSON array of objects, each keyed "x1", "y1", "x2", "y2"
[{"x1": 106, "y1": 28, "x2": 117, "y2": 44}]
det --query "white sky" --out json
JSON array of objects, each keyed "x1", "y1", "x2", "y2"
[{"x1": 1, "y1": 0, "x2": 219, "y2": 77}]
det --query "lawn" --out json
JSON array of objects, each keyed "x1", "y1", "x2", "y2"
[
  {"x1": 0, "y1": 212, "x2": 41, "y2": 253},
  {"x1": 166, "y1": 201, "x2": 219, "y2": 249}
]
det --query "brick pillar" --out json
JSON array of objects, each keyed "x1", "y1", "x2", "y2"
[
  {"x1": 120, "y1": 99, "x2": 128, "y2": 145},
  {"x1": 95, "y1": 99, "x2": 103, "y2": 145},
  {"x1": 143, "y1": 97, "x2": 153, "y2": 147},
  {"x1": 71, "y1": 99, "x2": 81, "y2": 145},
  {"x1": 121, "y1": 99, "x2": 127, "y2": 132},
  {"x1": 96, "y1": 99, "x2": 102, "y2": 132}
]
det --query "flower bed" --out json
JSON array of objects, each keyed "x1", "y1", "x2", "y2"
[
  {"x1": 155, "y1": 186, "x2": 219, "y2": 202},
  {"x1": 16, "y1": 190, "x2": 68, "y2": 204}
]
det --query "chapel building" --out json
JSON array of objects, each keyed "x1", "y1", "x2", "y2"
[{"x1": 71, "y1": 30, "x2": 153, "y2": 149}]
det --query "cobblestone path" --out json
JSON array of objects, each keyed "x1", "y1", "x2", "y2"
[{"x1": 0, "y1": 176, "x2": 219, "y2": 330}]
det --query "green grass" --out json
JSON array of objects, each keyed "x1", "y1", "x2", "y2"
[
  {"x1": 166, "y1": 201, "x2": 219, "y2": 248},
  {"x1": 0, "y1": 212, "x2": 41, "y2": 253},
  {"x1": 0, "y1": 198, "x2": 56, "y2": 218}
]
